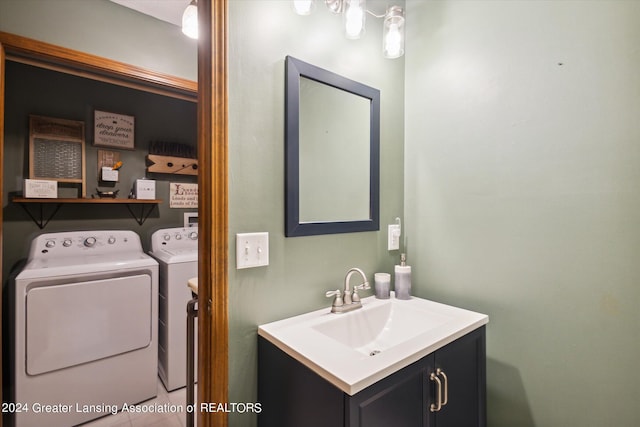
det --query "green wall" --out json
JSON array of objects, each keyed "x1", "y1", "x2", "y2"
[
  {"x1": 404, "y1": 1, "x2": 640, "y2": 426},
  {"x1": 227, "y1": 1, "x2": 404, "y2": 425}
]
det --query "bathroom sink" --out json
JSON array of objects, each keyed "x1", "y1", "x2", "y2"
[
  {"x1": 312, "y1": 300, "x2": 451, "y2": 356},
  {"x1": 258, "y1": 293, "x2": 488, "y2": 395}
]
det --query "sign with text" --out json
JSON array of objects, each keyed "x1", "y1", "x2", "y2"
[
  {"x1": 94, "y1": 110, "x2": 135, "y2": 150},
  {"x1": 170, "y1": 183, "x2": 198, "y2": 208}
]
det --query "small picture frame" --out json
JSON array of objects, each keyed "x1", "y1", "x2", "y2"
[{"x1": 94, "y1": 110, "x2": 135, "y2": 150}]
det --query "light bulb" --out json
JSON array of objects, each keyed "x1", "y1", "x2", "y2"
[
  {"x1": 181, "y1": 1, "x2": 198, "y2": 39},
  {"x1": 384, "y1": 24, "x2": 402, "y2": 58},
  {"x1": 383, "y1": 6, "x2": 404, "y2": 58},
  {"x1": 344, "y1": 0, "x2": 365, "y2": 39}
]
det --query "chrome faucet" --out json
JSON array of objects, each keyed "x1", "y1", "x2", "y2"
[{"x1": 326, "y1": 267, "x2": 371, "y2": 313}]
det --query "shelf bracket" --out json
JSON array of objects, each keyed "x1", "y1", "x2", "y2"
[
  {"x1": 126, "y1": 202, "x2": 158, "y2": 226},
  {"x1": 17, "y1": 201, "x2": 63, "y2": 229},
  {"x1": 13, "y1": 197, "x2": 162, "y2": 228}
]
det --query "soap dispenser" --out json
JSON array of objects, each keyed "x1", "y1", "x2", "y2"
[{"x1": 394, "y1": 253, "x2": 412, "y2": 300}]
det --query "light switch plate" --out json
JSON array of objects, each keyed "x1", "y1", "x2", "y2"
[{"x1": 236, "y1": 232, "x2": 269, "y2": 269}]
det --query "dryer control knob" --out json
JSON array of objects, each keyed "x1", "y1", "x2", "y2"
[
  {"x1": 163, "y1": 234, "x2": 171, "y2": 241},
  {"x1": 108, "y1": 237, "x2": 116, "y2": 244},
  {"x1": 45, "y1": 240, "x2": 56, "y2": 248},
  {"x1": 63, "y1": 239, "x2": 72, "y2": 247},
  {"x1": 84, "y1": 237, "x2": 97, "y2": 247},
  {"x1": 189, "y1": 232, "x2": 198, "y2": 240},
  {"x1": 175, "y1": 233, "x2": 182, "y2": 240}
]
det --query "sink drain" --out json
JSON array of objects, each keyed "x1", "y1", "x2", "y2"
[{"x1": 369, "y1": 350, "x2": 381, "y2": 356}]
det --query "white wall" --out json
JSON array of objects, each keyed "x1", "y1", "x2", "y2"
[{"x1": 405, "y1": 1, "x2": 640, "y2": 425}]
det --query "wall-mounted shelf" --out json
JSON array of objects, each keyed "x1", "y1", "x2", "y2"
[{"x1": 12, "y1": 197, "x2": 162, "y2": 228}]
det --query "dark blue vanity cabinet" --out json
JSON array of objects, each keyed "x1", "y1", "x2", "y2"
[{"x1": 258, "y1": 326, "x2": 486, "y2": 427}]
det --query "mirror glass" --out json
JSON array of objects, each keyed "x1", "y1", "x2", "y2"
[
  {"x1": 299, "y1": 76, "x2": 370, "y2": 222},
  {"x1": 285, "y1": 56, "x2": 380, "y2": 236}
]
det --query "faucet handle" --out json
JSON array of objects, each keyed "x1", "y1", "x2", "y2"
[
  {"x1": 325, "y1": 289, "x2": 344, "y2": 307},
  {"x1": 351, "y1": 282, "x2": 370, "y2": 303}
]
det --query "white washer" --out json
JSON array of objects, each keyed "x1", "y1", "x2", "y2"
[
  {"x1": 149, "y1": 227, "x2": 198, "y2": 391},
  {"x1": 10, "y1": 230, "x2": 158, "y2": 427}
]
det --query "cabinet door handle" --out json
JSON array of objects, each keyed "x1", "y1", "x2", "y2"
[
  {"x1": 436, "y1": 368, "x2": 448, "y2": 407},
  {"x1": 429, "y1": 372, "x2": 443, "y2": 412}
]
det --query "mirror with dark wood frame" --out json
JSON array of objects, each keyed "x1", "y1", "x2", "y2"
[{"x1": 285, "y1": 55, "x2": 380, "y2": 237}]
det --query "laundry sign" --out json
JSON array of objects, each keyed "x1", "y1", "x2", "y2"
[
  {"x1": 94, "y1": 110, "x2": 135, "y2": 150},
  {"x1": 170, "y1": 183, "x2": 198, "y2": 208}
]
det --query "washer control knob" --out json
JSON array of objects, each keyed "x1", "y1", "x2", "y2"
[
  {"x1": 189, "y1": 231, "x2": 198, "y2": 240},
  {"x1": 108, "y1": 236, "x2": 116, "y2": 244},
  {"x1": 63, "y1": 239, "x2": 72, "y2": 247},
  {"x1": 45, "y1": 240, "x2": 56, "y2": 248},
  {"x1": 175, "y1": 233, "x2": 182, "y2": 240},
  {"x1": 84, "y1": 237, "x2": 97, "y2": 247},
  {"x1": 163, "y1": 234, "x2": 171, "y2": 241}
]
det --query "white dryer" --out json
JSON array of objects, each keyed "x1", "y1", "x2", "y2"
[
  {"x1": 10, "y1": 230, "x2": 158, "y2": 427},
  {"x1": 149, "y1": 227, "x2": 198, "y2": 391}
]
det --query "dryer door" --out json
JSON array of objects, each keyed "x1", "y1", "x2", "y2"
[{"x1": 26, "y1": 274, "x2": 152, "y2": 375}]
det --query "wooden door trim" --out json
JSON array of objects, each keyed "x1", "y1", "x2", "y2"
[
  {"x1": 0, "y1": 31, "x2": 198, "y2": 100},
  {"x1": 0, "y1": 25, "x2": 229, "y2": 426},
  {"x1": 197, "y1": 1, "x2": 229, "y2": 425}
]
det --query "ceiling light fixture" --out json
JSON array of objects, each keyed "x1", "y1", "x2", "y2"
[
  {"x1": 293, "y1": 0, "x2": 405, "y2": 58},
  {"x1": 182, "y1": 0, "x2": 198, "y2": 39}
]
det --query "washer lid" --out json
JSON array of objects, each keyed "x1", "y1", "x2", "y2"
[
  {"x1": 149, "y1": 248, "x2": 198, "y2": 264},
  {"x1": 16, "y1": 252, "x2": 157, "y2": 280}
]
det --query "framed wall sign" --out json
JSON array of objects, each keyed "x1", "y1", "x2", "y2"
[
  {"x1": 94, "y1": 110, "x2": 135, "y2": 150},
  {"x1": 170, "y1": 182, "x2": 198, "y2": 208}
]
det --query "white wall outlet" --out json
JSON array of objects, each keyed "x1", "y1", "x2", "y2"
[
  {"x1": 236, "y1": 232, "x2": 269, "y2": 269},
  {"x1": 388, "y1": 224, "x2": 401, "y2": 251}
]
